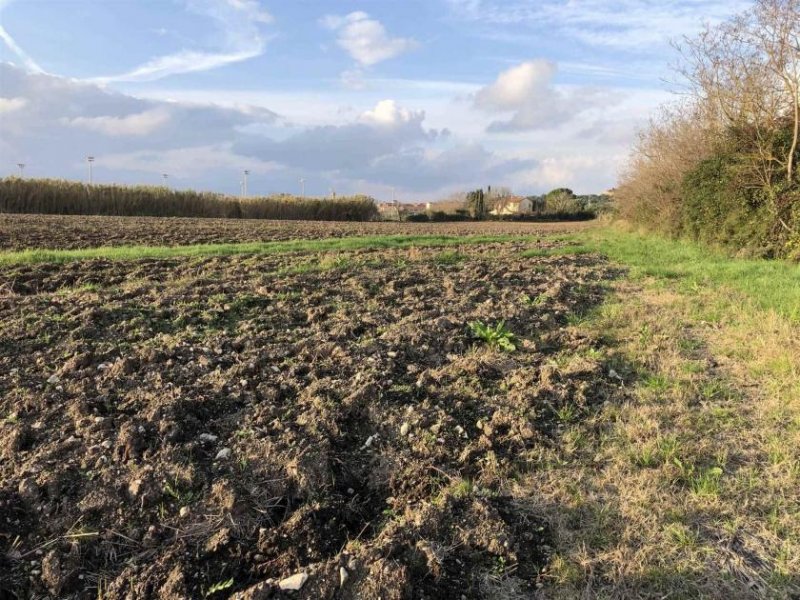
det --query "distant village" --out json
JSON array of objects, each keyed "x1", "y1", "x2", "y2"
[{"x1": 377, "y1": 187, "x2": 615, "y2": 220}]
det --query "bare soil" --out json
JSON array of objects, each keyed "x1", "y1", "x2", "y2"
[
  {"x1": 0, "y1": 214, "x2": 591, "y2": 250},
  {"x1": 0, "y1": 240, "x2": 622, "y2": 599}
]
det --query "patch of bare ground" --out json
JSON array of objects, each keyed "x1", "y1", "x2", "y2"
[
  {"x1": 0, "y1": 242, "x2": 620, "y2": 599},
  {"x1": 525, "y1": 279, "x2": 800, "y2": 599},
  {"x1": 0, "y1": 214, "x2": 592, "y2": 250}
]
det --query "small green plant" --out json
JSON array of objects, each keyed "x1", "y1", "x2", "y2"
[
  {"x1": 452, "y1": 478, "x2": 474, "y2": 498},
  {"x1": 434, "y1": 250, "x2": 465, "y2": 265},
  {"x1": 468, "y1": 320, "x2": 517, "y2": 352},
  {"x1": 521, "y1": 292, "x2": 548, "y2": 307},
  {"x1": 673, "y1": 458, "x2": 724, "y2": 497},
  {"x1": 204, "y1": 578, "x2": 234, "y2": 597}
]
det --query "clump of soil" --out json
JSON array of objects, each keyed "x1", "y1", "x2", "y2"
[{"x1": 0, "y1": 242, "x2": 620, "y2": 598}]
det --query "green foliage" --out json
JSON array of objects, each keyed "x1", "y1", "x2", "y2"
[
  {"x1": 546, "y1": 187, "x2": 575, "y2": 200},
  {"x1": 680, "y1": 155, "x2": 773, "y2": 256},
  {"x1": 203, "y1": 578, "x2": 234, "y2": 597},
  {"x1": 0, "y1": 177, "x2": 379, "y2": 221},
  {"x1": 466, "y1": 188, "x2": 487, "y2": 219},
  {"x1": 468, "y1": 320, "x2": 517, "y2": 352}
]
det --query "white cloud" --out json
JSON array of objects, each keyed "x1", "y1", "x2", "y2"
[
  {"x1": 0, "y1": 96, "x2": 27, "y2": 112},
  {"x1": 100, "y1": 143, "x2": 279, "y2": 178},
  {"x1": 475, "y1": 60, "x2": 556, "y2": 111},
  {"x1": 223, "y1": 0, "x2": 273, "y2": 23},
  {"x1": 89, "y1": 0, "x2": 273, "y2": 83},
  {"x1": 321, "y1": 11, "x2": 417, "y2": 66},
  {"x1": 474, "y1": 60, "x2": 618, "y2": 132},
  {"x1": 65, "y1": 108, "x2": 172, "y2": 137},
  {"x1": 2, "y1": 65, "x2": 528, "y2": 197},
  {"x1": 360, "y1": 99, "x2": 422, "y2": 127}
]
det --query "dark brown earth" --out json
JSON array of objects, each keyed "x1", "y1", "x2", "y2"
[
  {"x1": 0, "y1": 240, "x2": 621, "y2": 599},
  {"x1": 0, "y1": 214, "x2": 592, "y2": 250}
]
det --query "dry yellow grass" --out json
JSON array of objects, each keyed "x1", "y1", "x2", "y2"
[{"x1": 518, "y1": 272, "x2": 800, "y2": 598}]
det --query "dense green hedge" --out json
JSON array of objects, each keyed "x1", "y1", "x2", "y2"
[{"x1": 679, "y1": 151, "x2": 798, "y2": 258}]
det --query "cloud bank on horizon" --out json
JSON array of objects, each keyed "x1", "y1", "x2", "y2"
[{"x1": 0, "y1": 0, "x2": 745, "y2": 199}]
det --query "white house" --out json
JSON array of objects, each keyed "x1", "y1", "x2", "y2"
[{"x1": 489, "y1": 196, "x2": 533, "y2": 216}]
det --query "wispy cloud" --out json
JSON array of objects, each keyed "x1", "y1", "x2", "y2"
[
  {"x1": 65, "y1": 108, "x2": 172, "y2": 136},
  {"x1": 0, "y1": 0, "x2": 45, "y2": 73},
  {"x1": 446, "y1": 0, "x2": 748, "y2": 50},
  {"x1": 91, "y1": 0, "x2": 274, "y2": 83}
]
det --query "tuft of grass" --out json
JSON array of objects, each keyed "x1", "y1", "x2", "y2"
[
  {"x1": 520, "y1": 245, "x2": 593, "y2": 258},
  {"x1": 468, "y1": 320, "x2": 518, "y2": 352},
  {"x1": 203, "y1": 578, "x2": 234, "y2": 597}
]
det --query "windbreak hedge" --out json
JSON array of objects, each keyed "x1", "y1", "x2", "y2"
[{"x1": 0, "y1": 178, "x2": 379, "y2": 221}]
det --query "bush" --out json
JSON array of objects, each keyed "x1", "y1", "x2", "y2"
[{"x1": 681, "y1": 155, "x2": 783, "y2": 257}]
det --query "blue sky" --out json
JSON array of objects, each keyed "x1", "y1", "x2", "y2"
[{"x1": 0, "y1": 0, "x2": 746, "y2": 199}]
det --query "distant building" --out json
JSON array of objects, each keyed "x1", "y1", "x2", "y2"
[
  {"x1": 489, "y1": 196, "x2": 533, "y2": 216},
  {"x1": 377, "y1": 201, "x2": 432, "y2": 220}
]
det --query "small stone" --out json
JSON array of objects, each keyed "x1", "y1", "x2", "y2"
[
  {"x1": 179, "y1": 506, "x2": 191, "y2": 518},
  {"x1": 278, "y1": 572, "x2": 308, "y2": 591},
  {"x1": 18, "y1": 477, "x2": 39, "y2": 501},
  {"x1": 387, "y1": 351, "x2": 398, "y2": 358},
  {"x1": 128, "y1": 479, "x2": 143, "y2": 497},
  {"x1": 215, "y1": 447, "x2": 232, "y2": 460},
  {"x1": 347, "y1": 488, "x2": 355, "y2": 495},
  {"x1": 361, "y1": 434, "x2": 378, "y2": 450},
  {"x1": 270, "y1": 366, "x2": 280, "y2": 373},
  {"x1": 197, "y1": 433, "x2": 218, "y2": 444},
  {"x1": 339, "y1": 566, "x2": 349, "y2": 587},
  {"x1": 399, "y1": 422, "x2": 411, "y2": 436},
  {"x1": 46, "y1": 374, "x2": 59, "y2": 385},
  {"x1": 100, "y1": 440, "x2": 113, "y2": 449}
]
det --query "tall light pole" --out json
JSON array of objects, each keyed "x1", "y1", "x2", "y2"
[
  {"x1": 16, "y1": 163, "x2": 25, "y2": 178},
  {"x1": 162, "y1": 173, "x2": 169, "y2": 187},
  {"x1": 243, "y1": 170, "x2": 250, "y2": 197},
  {"x1": 299, "y1": 177, "x2": 305, "y2": 198},
  {"x1": 87, "y1": 156, "x2": 95, "y2": 185}
]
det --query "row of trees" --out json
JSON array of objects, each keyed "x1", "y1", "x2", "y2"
[
  {"x1": 617, "y1": 0, "x2": 800, "y2": 258},
  {"x1": 463, "y1": 187, "x2": 607, "y2": 220},
  {"x1": 0, "y1": 178, "x2": 379, "y2": 221}
]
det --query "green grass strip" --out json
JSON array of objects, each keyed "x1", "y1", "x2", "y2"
[
  {"x1": 570, "y1": 228, "x2": 800, "y2": 322},
  {"x1": 0, "y1": 234, "x2": 540, "y2": 266}
]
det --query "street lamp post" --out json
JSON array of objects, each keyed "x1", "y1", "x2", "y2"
[
  {"x1": 87, "y1": 156, "x2": 95, "y2": 184},
  {"x1": 299, "y1": 177, "x2": 305, "y2": 198},
  {"x1": 16, "y1": 163, "x2": 25, "y2": 178},
  {"x1": 243, "y1": 170, "x2": 250, "y2": 197},
  {"x1": 162, "y1": 173, "x2": 169, "y2": 187}
]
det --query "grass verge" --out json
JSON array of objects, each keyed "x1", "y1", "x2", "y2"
[
  {"x1": 0, "y1": 234, "x2": 545, "y2": 266},
  {"x1": 573, "y1": 227, "x2": 800, "y2": 322},
  {"x1": 529, "y1": 226, "x2": 800, "y2": 598}
]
